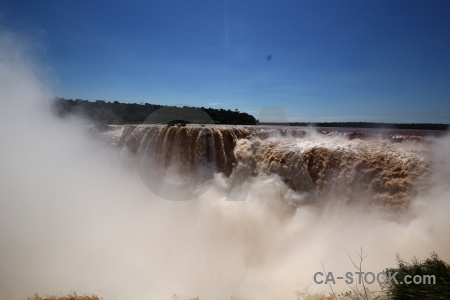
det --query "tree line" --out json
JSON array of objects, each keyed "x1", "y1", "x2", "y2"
[
  {"x1": 52, "y1": 98, "x2": 448, "y2": 130},
  {"x1": 52, "y1": 98, "x2": 257, "y2": 125},
  {"x1": 260, "y1": 121, "x2": 449, "y2": 131}
]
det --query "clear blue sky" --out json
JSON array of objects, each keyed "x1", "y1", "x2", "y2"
[{"x1": 1, "y1": 0, "x2": 450, "y2": 123}]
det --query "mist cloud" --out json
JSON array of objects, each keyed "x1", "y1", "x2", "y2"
[{"x1": 1, "y1": 30, "x2": 449, "y2": 300}]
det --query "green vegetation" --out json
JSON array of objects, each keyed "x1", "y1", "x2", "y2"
[
  {"x1": 382, "y1": 252, "x2": 450, "y2": 300},
  {"x1": 295, "y1": 251, "x2": 450, "y2": 300},
  {"x1": 52, "y1": 98, "x2": 448, "y2": 130},
  {"x1": 261, "y1": 121, "x2": 449, "y2": 131},
  {"x1": 52, "y1": 98, "x2": 257, "y2": 125}
]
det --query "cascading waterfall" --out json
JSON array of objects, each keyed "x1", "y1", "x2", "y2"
[
  {"x1": 2, "y1": 32, "x2": 449, "y2": 300},
  {"x1": 118, "y1": 124, "x2": 431, "y2": 209},
  {"x1": 119, "y1": 124, "x2": 250, "y2": 176}
]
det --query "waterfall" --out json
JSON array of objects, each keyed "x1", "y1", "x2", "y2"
[{"x1": 119, "y1": 124, "x2": 431, "y2": 208}]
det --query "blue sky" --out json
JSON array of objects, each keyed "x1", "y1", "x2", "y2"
[{"x1": 1, "y1": 0, "x2": 450, "y2": 123}]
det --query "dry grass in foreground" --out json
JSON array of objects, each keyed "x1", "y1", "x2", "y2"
[{"x1": 27, "y1": 292, "x2": 101, "y2": 300}]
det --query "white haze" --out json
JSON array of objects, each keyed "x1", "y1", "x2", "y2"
[{"x1": 1, "y1": 31, "x2": 450, "y2": 300}]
